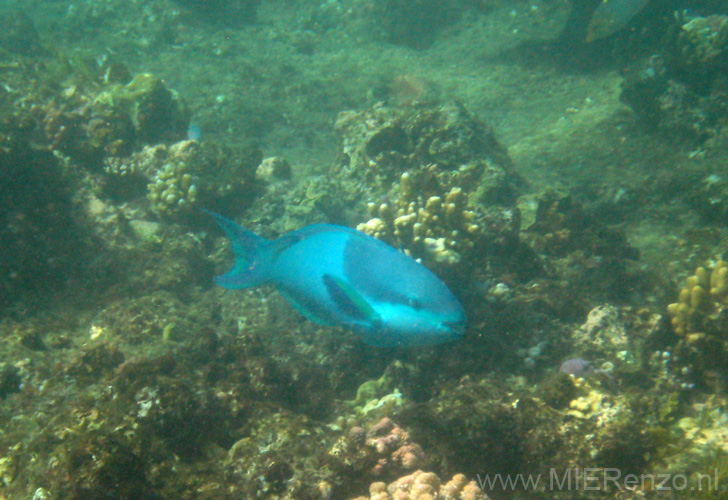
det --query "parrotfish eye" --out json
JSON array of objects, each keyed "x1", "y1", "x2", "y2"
[{"x1": 407, "y1": 297, "x2": 423, "y2": 310}]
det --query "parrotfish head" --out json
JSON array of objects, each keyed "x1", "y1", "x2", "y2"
[
  {"x1": 341, "y1": 232, "x2": 467, "y2": 347},
  {"x1": 358, "y1": 291, "x2": 466, "y2": 347}
]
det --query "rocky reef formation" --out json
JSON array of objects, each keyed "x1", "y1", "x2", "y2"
[
  {"x1": 0, "y1": 47, "x2": 262, "y2": 312},
  {"x1": 621, "y1": 12, "x2": 728, "y2": 150}
]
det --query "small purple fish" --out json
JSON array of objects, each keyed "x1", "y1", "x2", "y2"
[
  {"x1": 560, "y1": 357, "x2": 617, "y2": 388},
  {"x1": 559, "y1": 358, "x2": 594, "y2": 377}
]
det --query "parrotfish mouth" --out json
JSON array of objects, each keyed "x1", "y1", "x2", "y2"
[{"x1": 439, "y1": 319, "x2": 466, "y2": 336}]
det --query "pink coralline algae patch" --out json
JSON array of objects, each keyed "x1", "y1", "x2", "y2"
[
  {"x1": 366, "y1": 417, "x2": 425, "y2": 475},
  {"x1": 350, "y1": 470, "x2": 489, "y2": 500}
]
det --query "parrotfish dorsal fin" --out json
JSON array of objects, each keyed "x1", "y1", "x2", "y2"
[
  {"x1": 586, "y1": 0, "x2": 649, "y2": 42},
  {"x1": 267, "y1": 224, "x2": 353, "y2": 257},
  {"x1": 322, "y1": 274, "x2": 380, "y2": 323},
  {"x1": 204, "y1": 209, "x2": 270, "y2": 289}
]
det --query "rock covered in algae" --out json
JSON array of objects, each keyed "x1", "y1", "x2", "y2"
[
  {"x1": 568, "y1": 304, "x2": 662, "y2": 370},
  {"x1": 676, "y1": 14, "x2": 728, "y2": 67},
  {"x1": 620, "y1": 13, "x2": 728, "y2": 149},
  {"x1": 510, "y1": 188, "x2": 641, "y2": 316},
  {"x1": 334, "y1": 101, "x2": 516, "y2": 198},
  {"x1": 31, "y1": 66, "x2": 189, "y2": 167},
  {"x1": 0, "y1": 52, "x2": 187, "y2": 170},
  {"x1": 88, "y1": 290, "x2": 215, "y2": 346},
  {"x1": 223, "y1": 408, "x2": 342, "y2": 499},
  {"x1": 336, "y1": 100, "x2": 522, "y2": 271},
  {"x1": 0, "y1": 116, "x2": 90, "y2": 309},
  {"x1": 0, "y1": 364, "x2": 22, "y2": 399},
  {"x1": 93, "y1": 72, "x2": 189, "y2": 147},
  {"x1": 104, "y1": 139, "x2": 262, "y2": 219}
]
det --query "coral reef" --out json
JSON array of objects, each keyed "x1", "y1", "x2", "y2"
[
  {"x1": 5, "y1": 13, "x2": 728, "y2": 499},
  {"x1": 329, "y1": 417, "x2": 425, "y2": 485},
  {"x1": 336, "y1": 101, "x2": 522, "y2": 273},
  {"x1": 0, "y1": 47, "x2": 263, "y2": 313},
  {"x1": 366, "y1": 418, "x2": 424, "y2": 473}
]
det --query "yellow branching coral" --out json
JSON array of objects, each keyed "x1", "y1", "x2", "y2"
[
  {"x1": 667, "y1": 260, "x2": 728, "y2": 338},
  {"x1": 357, "y1": 172, "x2": 481, "y2": 268}
]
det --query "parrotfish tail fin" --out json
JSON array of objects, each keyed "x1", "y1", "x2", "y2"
[{"x1": 203, "y1": 209, "x2": 271, "y2": 289}]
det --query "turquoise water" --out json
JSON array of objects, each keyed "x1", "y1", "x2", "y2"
[{"x1": 1, "y1": 1, "x2": 728, "y2": 499}]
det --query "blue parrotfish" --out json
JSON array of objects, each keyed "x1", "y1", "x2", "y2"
[
  {"x1": 205, "y1": 210, "x2": 466, "y2": 347},
  {"x1": 586, "y1": 0, "x2": 649, "y2": 42}
]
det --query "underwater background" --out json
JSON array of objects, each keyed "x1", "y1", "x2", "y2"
[{"x1": 3, "y1": 0, "x2": 728, "y2": 498}]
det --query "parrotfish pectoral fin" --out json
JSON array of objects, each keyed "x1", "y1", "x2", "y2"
[
  {"x1": 277, "y1": 286, "x2": 338, "y2": 326},
  {"x1": 322, "y1": 274, "x2": 381, "y2": 323},
  {"x1": 203, "y1": 209, "x2": 270, "y2": 289}
]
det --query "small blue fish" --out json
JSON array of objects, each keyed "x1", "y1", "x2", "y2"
[
  {"x1": 206, "y1": 211, "x2": 466, "y2": 347},
  {"x1": 187, "y1": 123, "x2": 201, "y2": 141}
]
